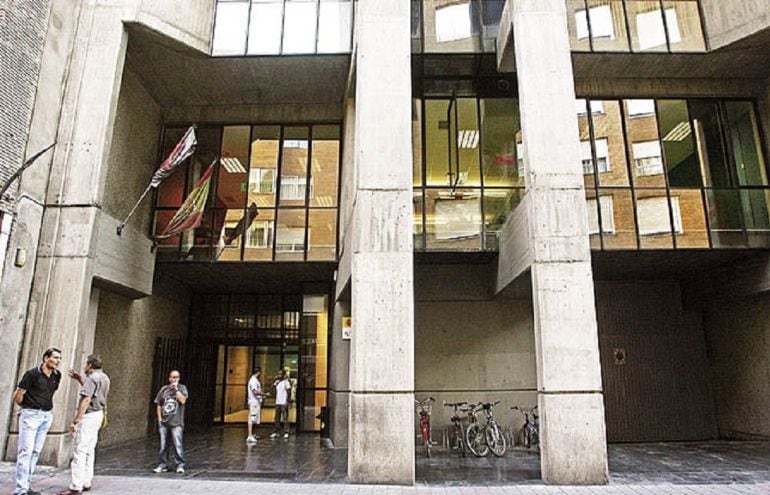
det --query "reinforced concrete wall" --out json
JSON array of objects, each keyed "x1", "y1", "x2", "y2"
[
  {"x1": 699, "y1": 0, "x2": 770, "y2": 50},
  {"x1": 703, "y1": 292, "x2": 770, "y2": 440},
  {"x1": 92, "y1": 275, "x2": 190, "y2": 447},
  {"x1": 595, "y1": 281, "x2": 718, "y2": 442},
  {"x1": 414, "y1": 264, "x2": 537, "y2": 438}
]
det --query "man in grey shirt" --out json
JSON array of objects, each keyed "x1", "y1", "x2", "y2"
[
  {"x1": 153, "y1": 370, "x2": 188, "y2": 474},
  {"x1": 57, "y1": 355, "x2": 110, "y2": 495}
]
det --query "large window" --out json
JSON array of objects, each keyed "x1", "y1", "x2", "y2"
[
  {"x1": 567, "y1": 0, "x2": 706, "y2": 53},
  {"x1": 414, "y1": 83, "x2": 522, "y2": 250},
  {"x1": 153, "y1": 124, "x2": 340, "y2": 262},
  {"x1": 579, "y1": 97, "x2": 770, "y2": 249},
  {"x1": 212, "y1": 0, "x2": 353, "y2": 56}
]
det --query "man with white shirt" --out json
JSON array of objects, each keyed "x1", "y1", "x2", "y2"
[
  {"x1": 246, "y1": 367, "x2": 269, "y2": 443},
  {"x1": 269, "y1": 369, "x2": 292, "y2": 439}
]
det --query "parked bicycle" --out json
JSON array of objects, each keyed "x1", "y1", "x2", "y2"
[
  {"x1": 443, "y1": 401, "x2": 467, "y2": 457},
  {"x1": 465, "y1": 401, "x2": 506, "y2": 457},
  {"x1": 415, "y1": 397, "x2": 435, "y2": 458},
  {"x1": 511, "y1": 405, "x2": 539, "y2": 449}
]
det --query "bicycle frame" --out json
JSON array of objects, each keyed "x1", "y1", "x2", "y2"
[{"x1": 415, "y1": 397, "x2": 435, "y2": 457}]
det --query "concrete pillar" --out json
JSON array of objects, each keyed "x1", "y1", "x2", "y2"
[
  {"x1": 511, "y1": 0, "x2": 608, "y2": 485},
  {"x1": 4, "y1": 1, "x2": 129, "y2": 466},
  {"x1": 347, "y1": 0, "x2": 414, "y2": 485}
]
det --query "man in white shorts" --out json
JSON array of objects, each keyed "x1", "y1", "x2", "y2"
[{"x1": 246, "y1": 367, "x2": 268, "y2": 443}]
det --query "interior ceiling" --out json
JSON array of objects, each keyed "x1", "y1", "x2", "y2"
[
  {"x1": 124, "y1": 23, "x2": 350, "y2": 109},
  {"x1": 156, "y1": 262, "x2": 337, "y2": 294},
  {"x1": 572, "y1": 26, "x2": 770, "y2": 80}
]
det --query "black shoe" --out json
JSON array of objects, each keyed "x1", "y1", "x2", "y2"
[
  {"x1": 83, "y1": 487, "x2": 92, "y2": 492},
  {"x1": 27, "y1": 490, "x2": 42, "y2": 495}
]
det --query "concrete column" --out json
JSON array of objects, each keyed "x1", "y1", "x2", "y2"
[
  {"x1": 4, "y1": 1, "x2": 129, "y2": 466},
  {"x1": 347, "y1": 0, "x2": 414, "y2": 485},
  {"x1": 511, "y1": 0, "x2": 608, "y2": 485}
]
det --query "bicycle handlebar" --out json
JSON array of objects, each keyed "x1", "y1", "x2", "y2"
[
  {"x1": 442, "y1": 401, "x2": 467, "y2": 408},
  {"x1": 415, "y1": 397, "x2": 435, "y2": 405}
]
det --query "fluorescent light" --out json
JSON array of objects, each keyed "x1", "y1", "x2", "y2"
[
  {"x1": 662, "y1": 121, "x2": 692, "y2": 142},
  {"x1": 457, "y1": 129, "x2": 479, "y2": 149},
  {"x1": 221, "y1": 157, "x2": 246, "y2": 174}
]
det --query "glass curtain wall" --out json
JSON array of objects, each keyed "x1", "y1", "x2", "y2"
[
  {"x1": 153, "y1": 124, "x2": 340, "y2": 262},
  {"x1": 415, "y1": 92, "x2": 522, "y2": 251},
  {"x1": 212, "y1": 0, "x2": 353, "y2": 56},
  {"x1": 567, "y1": 0, "x2": 706, "y2": 52},
  {"x1": 580, "y1": 98, "x2": 770, "y2": 249}
]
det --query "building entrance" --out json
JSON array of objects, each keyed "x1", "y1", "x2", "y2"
[{"x1": 214, "y1": 344, "x2": 297, "y2": 425}]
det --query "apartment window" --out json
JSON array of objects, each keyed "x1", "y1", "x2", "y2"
[
  {"x1": 633, "y1": 141, "x2": 664, "y2": 176},
  {"x1": 212, "y1": 0, "x2": 353, "y2": 56},
  {"x1": 627, "y1": 99, "x2": 656, "y2": 117},
  {"x1": 249, "y1": 168, "x2": 275, "y2": 193},
  {"x1": 276, "y1": 227, "x2": 306, "y2": 252},
  {"x1": 586, "y1": 195, "x2": 615, "y2": 234},
  {"x1": 636, "y1": 8, "x2": 680, "y2": 50},
  {"x1": 637, "y1": 196, "x2": 682, "y2": 235},
  {"x1": 281, "y1": 175, "x2": 312, "y2": 200},
  {"x1": 582, "y1": 138, "x2": 611, "y2": 175},
  {"x1": 246, "y1": 220, "x2": 273, "y2": 248}
]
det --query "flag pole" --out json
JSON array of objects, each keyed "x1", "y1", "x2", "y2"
[
  {"x1": 0, "y1": 142, "x2": 56, "y2": 200},
  {"x1": 116, "y1": 184, "x2": 152, "y2": 236}
]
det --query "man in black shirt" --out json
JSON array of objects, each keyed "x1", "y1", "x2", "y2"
[{"x1": 12, "y1": 347, "x2": 62, "y2": 495}]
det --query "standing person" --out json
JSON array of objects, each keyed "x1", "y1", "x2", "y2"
[
  {"x1": 57, "y1": 355, "x2": 110, "y2": 495},
  {"x1": 153, "y1": 370, "x2": 188, "y2": 474},
  {"x1": 13, "y1": 347, "x2": 62, "y2": 495},
  {"x1": 269, "y1": 369, "x2": 292, "y2": 439},
  {"x1": 246, "y1": 367, "x2": 269, "y2": 443}
]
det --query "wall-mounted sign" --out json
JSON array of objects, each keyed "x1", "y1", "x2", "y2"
[
  {"x1": 613, "y1": 348, "x2": 626, "y2": 366},
  {"x1": 342, "y1": 316, "x2": 352, "y2": 340}
]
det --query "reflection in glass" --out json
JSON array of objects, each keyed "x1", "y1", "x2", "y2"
[
  {"x1": 599, "y1": 189, "x2": 638, "y2": 249},
  {"x1": 663, "y1": 0, "x2": 705, "y2": 51},
  {"x1": 591, "y1": 100, "x2": 630, "y2": 186},
  {"x1": 484, "y1": 189, "x2": 523, "y2": 245},
  {"x1": 413, "y1": 192, "x2": 425, "y2": 249},
  {"x1": 275, "y1": 209, "x2": 307, "y2": 261},
  {"x1": 425, "y1": 99, "x2": 450, "y2": 186},
  {"x1": 217, "y1": 126, "x2": 251, "y2": 261},
  {"x1": 243, "y1": 209, "x2": 275, "y2": 261},
  {"x1": 424, "y1": 0, "x2": 481, "y2": 52},
  {"x1": 586, "y1": 188, "x2": 601, "y2": 249},
  {"x1": 318, "y1": 0, "x2": 352, "y2": 53},
  {"x1": 248, "y1": 0, "x2": 283, "y2": 55},
  {"x1": 568, "y1": 0, "x2": 592, "y2": 51},
  {"x1": 688, "y1": 100, "x2": 728, "y2": 187},
  {"x1": 413, "y1": 99, "x2": 424, "y2": 187},
  {"x1": 576, "y1": 99, "x2": 594, "y2": 188},
  {"x1": 658, "y1": 100, "x2": 700, "y2": 187},
  {"x1": 425, "y1": 188, "x2": 482, "y2": 249},
  {"x1": 280, "y1": 127, "x2": 310, "y2": 206},
  {"x1": 455, "y1": 98, "x2": 481, "y2": 187},
  {"x1": 307, "y1": 209, "x2": 337, "y2": 261},
  {"x1": 626, "y1": 1, "x2": 669, "y2": 52},
  {"x1": 212, "y1": 1, "x2": 249, "y2": 56},
  {"x1": 725, "y1": 101, "x2": 768, "y2": 186},
  {"x1": 250, "y1": 126, "x2": 280, "y2": 208},
  {"x1": 480, "y1": 98, "x2": 521, "y2": 187},
  {"x1": 706, "y1": 189, "x2": 743, "y2": 247},
  {"x1": 671, "y1": 189, "x2": 708, "y2": 248},
  {"x1": 625, "y1": 100, "x2": 666, "y2": 187},
  {"x1": 283, "y1": 0, "x2": 318, "y2": 54},
  {"x1": 579, "y1": 1, "x2": 630, "y2": 51},
  {"x1": 635, "y1": 190, "x2": 674, "y2": 248},
  {"x1": 311, "y1": 125, "x2": 340, "y2": 207},
  {"x1": 187, "y1": 128, "x2": 223, "y2": 260}
]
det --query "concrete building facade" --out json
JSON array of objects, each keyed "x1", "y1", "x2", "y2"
[{"x1": 1, "y1": 0, "x2": 769, "y2": 486}]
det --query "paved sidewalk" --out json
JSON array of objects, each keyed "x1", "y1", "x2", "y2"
[{"x1": 1, "y1": 464, "x2": 769, "y2": 495}]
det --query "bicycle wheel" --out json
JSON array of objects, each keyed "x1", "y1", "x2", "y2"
[
  {"x1": 425, "y1": 435, "x2": 431, "y2": 458},
  {"x1": 523, "y1": 426, "x2": 531, "y2": 449},
  {"x1": 465, "y1": 423, "x2": 489, "y2": 457},
  {"x1": 453, "y1": 422, "x2": 466, "y2": 457},
  {"x1": 486, "y1": 423, "x2": 506, "y2": 457}
]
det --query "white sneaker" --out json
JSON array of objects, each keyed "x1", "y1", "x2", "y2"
[
  {"x1": 152, "y1": 466, "x2": 168, "y2": 473},
  {"x1": 269, "y1": 432, "x2": 278, "y2": 439},
  {"x1": 283, "y1": 433, "x2": 289, "y2": 439},
  {"x1": 246, "y1": 435, "x2": 257, "y2": 443},
  {"x1": 176, "y1": 466, "x2": 185, "y2": 474}
]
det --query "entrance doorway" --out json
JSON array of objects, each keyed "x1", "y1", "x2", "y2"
[{"x1": 214, "y1": 344, "x2": 298, "y2": 425}]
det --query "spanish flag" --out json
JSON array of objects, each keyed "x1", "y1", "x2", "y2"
[{"x1": 155, "y1": 161, "x2": 216, "y2": 239}]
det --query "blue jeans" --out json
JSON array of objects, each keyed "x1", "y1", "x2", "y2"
[
  {"x1": 15, "y1": 409, "x2": 53, "y2": 495},
  {"x1": 158, "y1": 423, "x2": 184, "y2": 469}
]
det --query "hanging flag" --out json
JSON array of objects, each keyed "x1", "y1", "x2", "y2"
[
  {"x1": 155, "y1": 161, "x2": 216, "y2": 239},
  {"x1": 117, "y1": 125, "x2": 197, "y2": 235},
  {"x1": 224, "y1": 202, "x2": 259, "y2": 245},
  {"x1": 150, "y1": 126, "x2": 197, "y2": 187}
]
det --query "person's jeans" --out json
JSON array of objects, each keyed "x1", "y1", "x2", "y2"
[
  {"x1": 158, "y1": 423, "x2": 185, "y2": 469},
  {"x1": 70, "y1": 410, "x2": 103, "y2": 490},
  {"x1": 273, "y1": 404, "x2": 289, "y2": 434},
  {"x1": 15, "y1": 408, "x2": 53, "y2": 495}
]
